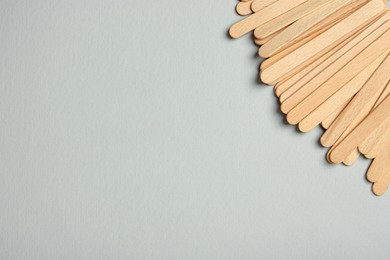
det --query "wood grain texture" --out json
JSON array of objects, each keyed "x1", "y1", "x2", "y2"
[
  {"x1": 321, "y1": 54, "x2": 390, "y2": 148},
  {"x1": 359, "y1": 85, "x2": 390, "y2": 156},
  {"x1": 260, "y1": 7, "x2": 361, "y2": 70},
  {"x1": 323, "y1": 54, "x2": 390, "y2": 164},
  {"x1": 282, "y1": 18, "x2": 390, "y2": 117},
  {"x1": 259, "y1": 0, "x2": 367, "y2": 58},
  {"x1": 330, "y1": 95, "x2": 390, "y2": 163},
  {"x1": 251, "y1": 0, "x2": 279, "y2": 12},
  {"x1": 367, "y1": 150, "x2": 390, "y2": 196},
  {"x1": 322, "y1": 99, "x2": 352, "y2": 130},
  {"x1": 254, "y1": 0, "x2": 334, "y2": 40},
  {"x1": 297, "y1": 52, "x2": 388, "y2": 133},
  {"x1": 229, "y1": 0, "x2": 307, "y2": 38},
  {"x1": 260, "y1": 0, "x2": 386, "y2": 84},
  {"x1": 286, "y1": 32, "x2": 390, "y2": 125},
  {"x1": 236, "y1": 1, "x2": 253, "y2": 16},
  {"x1": 276, "y1": 20, "x2": 371, "y2": 102}
]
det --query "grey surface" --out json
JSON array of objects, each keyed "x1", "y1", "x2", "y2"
[{"x1": 1, "y1": 1, "x2": 390, "y2": 259}]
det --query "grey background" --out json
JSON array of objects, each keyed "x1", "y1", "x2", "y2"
[{"x1": 1, "y1": 0, "x2": 390, "y2": 259}]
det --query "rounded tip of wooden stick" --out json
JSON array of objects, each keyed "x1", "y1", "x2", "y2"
[
  {"x1": 275, "y1": 87, "x2": 283, "y2": 98},
  {"x1": 279, "y1": 92, "x2": 289, "y2": 103},
  {"x1": 236, "y1": 2, "x2": 253, "y2": 16},
  {"x1": 286, "y1": 112, "x2": 299, "y2": 125},
  {"x1": 235, "y1": 4, "x2": 241, "y2": 15},
  {"x1": 372, "y1": 182, "x2": 388, "y2": 196},
  {"x1": 228, "y1": 26, "x2": 240, "y2": 39},
  {"x1": 328, "y1": 148, "x2": 344, "y2": 164},
  {"x1": 259, "y1": 70, "x2": 275, "y2": 85},
  {"x1": 258, "y1": 47, "x2": 270, "y2": 58},
  {"x1": 342, "y1": 160, "x2": 354, "y2": 166},
  {"x1": 362, "y1": 151, "x2": 376, "y2": 159},
  {"x1": 253, "y1": 27, "x2": 262, "y2": 39},
  {"x1": 320, "y1": 134, "x2": 332, "y2": 148},
  {"x1": 343, "y1": 151, "x2": 359, "y2": 166},
  {"x1": 326, "y1": 151, "x2": 334, "y2": 164},
  {"x1": 280, "y1": 101, "x2": 292, "y2": 114},
  {"x1": 298, "y1": 121, "x2": 313, "y2": 133}
]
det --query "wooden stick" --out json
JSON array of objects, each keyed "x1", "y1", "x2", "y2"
[
  {"x1": 259, "y1": 0, "x2": 368, "y2": 58},
  {"x1": 364, "y1": 125, "x2": 390, "y2": 159},
  {"x1": 229, "y1": 0, "x2": 308, "y2": 38},
  {"x1": 282, "y1": 19, "x2": 389, "y2": 122},
  {"x1": 342, "y1": 63, "x2": 390, "y2": 166},
  {"x1": 276, "y1": 47, "x2": 343, "y2": 98},
  {"x1": 281, "y1": 18, "x2": 389, "y2": 114},
  {"x1": 254, "y1": 26, "x2": 287, "y2": 45},
  {"x1": 373, "y1": 81, "x2": 390, "y2": 107},
  {"x1": 321, "y1": 54, "x2": 390, "y2": 148},
  {"x1": 260, "y1": 0, "x2": 386, "y2": 84},
  {"x1": 276, "y1": 21, "x2": 369, "y2": 101},
  {"x1": 272, "y1": 11, "x2": 368, "y2": 97},
  {"x1": 322, "y1": 99, "x2": 352, "y2": 129},
  {"x1": 236, "y1": 1, "x2": 253, "y2": 16},
  {"x1": 359, "y1": 124, "x2": 390, "y2": 155},
  {"x1": 329, "y1": 95, "x2": 390, "y2": 163},
  {"x1": 358, "y1": 83, "x2": 390, "y2": 157},
  {"x1": 276, "y1": 12, "x2": 379, "y2": 101},
  {"x1": 364, "y1": 98, "x2": 390, "y2": 159},
  {"x1": 251, "y1": 0, "x2": 280, "y2": 12},
  {"x1": 286, "y1": 31, "x2": 390, "y2": 125},
  {"x1": 297, "y1": 52, "x2": 388, "y2": 133},
  {"x1": 254, "y1": 0, "x2": 336, "y2": 40},
  {"x1": 367, "y1": 150, "x2": 390, "y2": 196},
  {"x1": 260, "y1": 4, "x2": 363, "y2": 70}
]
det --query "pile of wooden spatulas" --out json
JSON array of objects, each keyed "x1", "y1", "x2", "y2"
[{"x1": 229, "y1": 0, "x2": 390, "y2": 195}]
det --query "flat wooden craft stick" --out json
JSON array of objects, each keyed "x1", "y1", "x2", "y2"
[
  {"x1": 359, "y1": 122, "x2": 390, "y2": 156},
  {"x1": 365, "y1": 108, "x2": 390, "y2": 159},
  {"x1": 254, "y1": 37, "x2": 262, "y2": 46},
  {"x1": 327, "y1": 70, "x2": 388, "y2": 164},
  {"x1": 251, "y1": 0, "x2": 282, "y2": 12},
  {"x1": 358, "y1": 83, "x2": 390, "y2": 157},
  {"x1": 260, "y1": 0, "x2": 386, "y2": 84},
  {"x1": 286, "y1": 31, "x2": 390, "y2": 125},
  {"x1": 322, "y1": 98, "x2": 352, "y2": 129},
  {"x1": 297, "y1": 52, "x2": 388, "y2": 133},
  {"x1": 263, "y1": 3, "x2": 387, "y2": 84},
  {"x1": 367, "y1": 150, "x2": 390, "y2": 196},
  {"x1": 229, "y1": 0, "x2": 308, "y2": 38},
  {"x1": 276, "y1": 46, "x2": 343, "y2": 98},
  {"x1": 276, "y1": 23, "x2": 366, "y2": 101},
  {"x1": 236, "y1": 1, "x2": 253, "y2": 16},
  {"x1": 281, "y1": 18, "x2": 390, "y2": 115},
  {"x1": 260, "y1": 1, "x2": 369, "y2": 71},
  {"x1": 260, "y1": 4, "x2": 362, "y2": 70},
  {"x1": 321, "y1": 54, "x2": 390, "y2": 147},
  {"x1": 329, "y1": 95, "x2": 390, "y2": 164},
  {"x1": 341, "y1": 150, "x2": 360, "y2": 166},
  {"x1": 276, "y1": 12, "x2": 380, "y2": 101},
  {"x1": 254, "y1": 26, "x2": 287, "y2": 45},
  {"x1": 263, "y1": 13, "x2": 386, "y2": 85},
  {"x1": 281, "y1": 19, "x2": 390, "y2": 115},
  {"x1": 342, "y1": 63, "x2": 390, "y2": 166},
  {"x1": 373, "y1": 81, "x2": 390, "y2": 107},
  {"x1": 254, "y1": 0, "x2": 335, "y2": 40},
  {"x1": 364, "y1": 125, "x2": 390, "y2": 159},
  {"x1": 259, "y1": 0, "x2": 367, "y2": 58}
]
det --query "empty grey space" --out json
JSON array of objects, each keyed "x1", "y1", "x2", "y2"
[{"x1": 1, "y1": 1, "x2": 390, "y2": 259}]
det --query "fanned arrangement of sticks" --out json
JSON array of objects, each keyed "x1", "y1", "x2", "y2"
[{"x1": 229, "y1": 0, "x2": 390, "y2": 195}]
